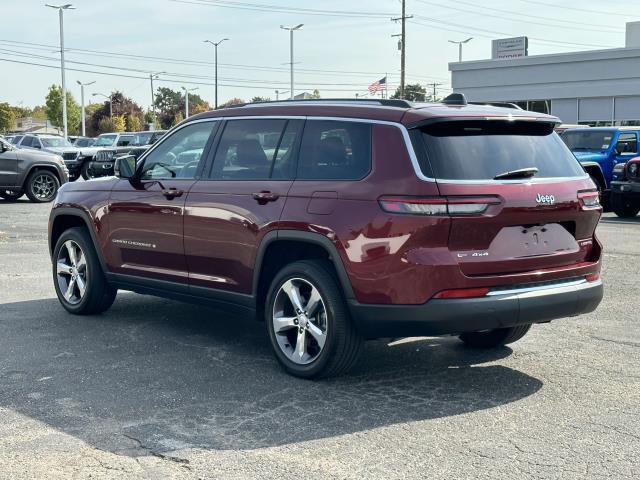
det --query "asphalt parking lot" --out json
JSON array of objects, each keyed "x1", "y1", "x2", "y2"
[{"x1": 0, "y1": 199, "x2": 638, "y2": 479}]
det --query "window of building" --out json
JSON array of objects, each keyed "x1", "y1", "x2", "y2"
[{"x1": 297, "y1": 120, "x2": 371, "y2": 180}]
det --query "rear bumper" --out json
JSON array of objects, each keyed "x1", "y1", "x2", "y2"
[{"x1": 349, "y1": 278, "x2": 603, "y2": 339}]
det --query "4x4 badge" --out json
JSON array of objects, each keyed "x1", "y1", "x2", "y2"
[{"x1": 536, "y1": 193, "x2": 555, "y2": 205}]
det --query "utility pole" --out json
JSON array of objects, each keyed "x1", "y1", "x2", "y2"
[
  {"x1": 204, "y1": 38, "x2": 229, "y2": 109},
  {"x1": 392, "y1": 1, "x2": 412, "y2": 99},
  {"x1": 426, "y1": 82, "x2": 442, "y2": 102},
  {"x1": 181, "y1": 87, "x2": 198, "y2": 118},
  {"x1": 280, "y1": 24, "x2": 303, "y2": 100},
  {"x1": 76, "y1": 80, "x2": 95, "y2": 136},
  {"x1": 46, "y1": 4, "x2": 74, "y2": 139}
]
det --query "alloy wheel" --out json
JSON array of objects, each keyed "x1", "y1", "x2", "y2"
[
  {"x1": 56, "y1": 240, "x2": 88, "y2": 305},
  {"x1": 272, "y1": 278, "x2": 328, "y2": 365},
  {"x1": 32, "y1": 174, "x2": 56, "y2": 200}
]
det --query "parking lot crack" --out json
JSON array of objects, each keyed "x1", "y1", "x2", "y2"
[{"x1": 121, "y1": 434, "x2": 192, "y2": 469}]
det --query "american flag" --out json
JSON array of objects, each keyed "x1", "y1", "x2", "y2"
[{"x1": 368, "y1": 76, "x2": 387, "y2": 94}]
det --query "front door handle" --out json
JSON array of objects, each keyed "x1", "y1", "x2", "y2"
[
  {"x1": 162, "y1": 188, "x2": 184, "y2": 199},
  {"x1": 252, "y1": 191, "x2": 280, "y2": 204}
]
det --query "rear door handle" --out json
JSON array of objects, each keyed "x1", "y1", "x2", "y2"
[
  {"x1": 162, "y1": 188, "x2": 184, "y2": 199},
  {"x1": 252, "y1": 191, "x2": 280, "y2": 204}
]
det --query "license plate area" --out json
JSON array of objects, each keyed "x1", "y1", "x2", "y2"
[{"x1": 493, "y1": 224, "x2": 578, "y2": 258}]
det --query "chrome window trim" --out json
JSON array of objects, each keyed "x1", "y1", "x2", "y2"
[
  {"x1": 486, "y1": 278, "x2": 588, "y2": 297},
  {"x1": 171, "y1": 115, "x2": 590, "y2": 185}
]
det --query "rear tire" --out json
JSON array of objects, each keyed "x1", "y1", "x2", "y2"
[
  {"x1": 611, "y1": 193, "x2": 640, "y2": 218},
  {"x1": 25, "y1": 170, "x2": 59, "y2": 203},
  {"x1": 0, "y1": 189, "x2": 24, "y2": 201},
  {"x1": 459, "y1": 324, "x2": 532, "y2": 348},
  {"x1": 53, "y1": 227, "x2": 117, "y2": 315},
  {"x1": 265, "y1": 260, "x2": 362, "y2": 379}
]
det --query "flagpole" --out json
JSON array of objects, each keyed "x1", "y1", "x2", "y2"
[{"x1": 385, "y1": 72, "x2": 388, "y2": 99}]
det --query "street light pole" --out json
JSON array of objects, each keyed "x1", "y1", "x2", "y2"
[
  {"x1": 76, "y1": 80, "x2": 95, "y2": 137},
  {"x1": 181, "y1": 87, "x2": 199, "y2": 118},
  {"x1": 204, "y1": 39, "x2": 228, "y2": 109},
  {"x1": 46, "y1": 3, "x2": 74, "y2": 139},
  {"x1": 149, "y1": 71, "x2": 165, "y2": 124},
  {"x1": 92, "y1": 93, "x2": 112, "y2": 118},
  {"x1": 448, "y1": 37, "x2": 473, "y2": 62},
  {"x1": 280, "y1": 24, "x2": 303, "y2": 100}
]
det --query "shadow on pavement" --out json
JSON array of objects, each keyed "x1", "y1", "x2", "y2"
[{"x1": 0, "y1": 295, "x2": 543, "y2": 455}]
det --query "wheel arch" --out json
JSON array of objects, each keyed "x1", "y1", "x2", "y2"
[
  {"x1": 581, "y1": 162, "x2": 607, "y2": 191},
  {"x1": 49, "y1": 208, "x2": 108, "y2": 272},
  {"x1": 253, "y1": 231, "x2": 356, "y2": 319}
]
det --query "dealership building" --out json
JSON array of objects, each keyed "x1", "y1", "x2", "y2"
[{"x1": 449, "y1": 22, "x2": 640, "y2": 126}]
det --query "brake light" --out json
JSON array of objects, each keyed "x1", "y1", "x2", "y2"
[
  {"x1": 379, "y1": 196, "x2": 500, "y2": 216},
  {"x1": 577, "y1": 190, "x2": 600, "y2": 208},
  {"x1": 433, "y1": 287, "x2": 490, "y2": 299},
  {"x1": 585, "y1": 272, "x2": 600, "y2": 282}
]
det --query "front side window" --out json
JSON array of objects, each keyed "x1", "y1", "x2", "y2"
[
  {"x1": 20, "y1": 136, "x2": 34, "y2": 147},
  {"x1": 297, "y1": 120, "x2": 371, "y2": 180},
  {"x1": 210, "y1": 119, "x2": 299, "y2": 180},
  {"x1": 418, "y1": 120, "x2": 585, "y2": 180},
  {"x1": 140, "y1": 121, "x2": 217, "y2": 180},
  {"x1": 116, "y1": 135, "x2": 134, "y2": 147}
]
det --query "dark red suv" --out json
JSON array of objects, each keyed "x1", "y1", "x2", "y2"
[{"x1": 48, "y1": 96, "x2": 604, "y2": 378}]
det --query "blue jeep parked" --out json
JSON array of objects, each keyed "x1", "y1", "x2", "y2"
[{"x1": 560, "y1": 127, "x2": 640, "y2": 198}]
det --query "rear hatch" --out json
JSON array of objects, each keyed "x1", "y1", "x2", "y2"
[{"x1": 413, "y1": 118, "x2": 601, "y2": 277}]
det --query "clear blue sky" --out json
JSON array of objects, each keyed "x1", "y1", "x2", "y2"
[{"x1": 0, "y1": 0, "x2": 635, "y2": 110}]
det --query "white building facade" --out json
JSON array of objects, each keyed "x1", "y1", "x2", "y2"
[{"x1": 449, "y1": 22, "x2": 640, "y2": 126}]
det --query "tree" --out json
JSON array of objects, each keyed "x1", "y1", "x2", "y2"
[
  {"x1": 310, "y1": 89, "x2": 321, "y2": 99},
  {"x1": 390, "y1": 83, "x2": 427, "y2": 102},
  {"x1": 172, "y1": 111, "x2": 184, "y2": 126},
  {"x1": 219, "y1": 98, "x2": 245, "y2": 108},
  {"x1": 97, "y1": 117, "x2": 116, "y2": 134},
  {"x1": 251, "y1": 96, "x2": 271, "y2": 103},
  {"x1": 0, "y1": 103, "x2": 15, "y2": 132},
  {"x1": 31, "y1": 105, "x2": 48, "y2": 120},
  {"x1": 126, "y1": 114, "x2": 142, "y2": 132},
  {"x1": 112, "y1": 115, "x2": 126, "y2": 132},
  {"x1": 45, "y1": 85, "x2": 82, "y2": 134},
  {"x1": 87, "y1": 91, "x2": 144, "y2": 135}
]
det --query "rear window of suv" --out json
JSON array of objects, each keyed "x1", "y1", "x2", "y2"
[{"x1": 416, "y1": 120, "x2": 585, "y2": 181}]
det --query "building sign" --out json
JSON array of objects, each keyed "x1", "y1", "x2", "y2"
[{"x1": 492, "y1": 36, "x2": 529, "y2": 59}]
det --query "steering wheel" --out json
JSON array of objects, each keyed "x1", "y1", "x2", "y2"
[{"x1": 178, "y1": 160, "x2": 200, "y2": 178}]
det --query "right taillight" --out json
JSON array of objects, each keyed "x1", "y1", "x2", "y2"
[{"x1": 378, "y1": 196, "x2": 500, "y2": 216}]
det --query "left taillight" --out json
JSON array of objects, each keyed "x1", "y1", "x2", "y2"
[
  {"x1": 577, "y1": 190, "x2": 600, "y2": 208},
  {"x1": 378, "y1": 196, "x2": 500, "y2": 216}
]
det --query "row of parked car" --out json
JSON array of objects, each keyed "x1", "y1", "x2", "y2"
[{"x1": 0, "y1": 129, "x2": 166, "y2": 202}]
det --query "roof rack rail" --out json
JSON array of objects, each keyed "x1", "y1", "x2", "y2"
[
  {"x1": 225, "y1": 98, "x2": 414, "y2": 109},
  {"x1": 469, "y1": 101, "x2": 523, "y2": 110},
  {"x1": 442, "y1": 93, "x2": 467, "y2": 106}
]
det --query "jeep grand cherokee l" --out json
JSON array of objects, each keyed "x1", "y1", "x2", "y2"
[{"x1": 48, "y1": 96, "x2": 604, "y2": 378}]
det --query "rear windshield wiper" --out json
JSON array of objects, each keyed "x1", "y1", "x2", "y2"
[{"x1": 493, "y1": 167, "x2": 539, "y2": 180}]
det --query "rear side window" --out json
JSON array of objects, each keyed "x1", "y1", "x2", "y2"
[
  {"x1": 417, "y1": 120, "x2": 585, "y2": 180},
  {"x1": 297, "y1": 120, "x2": 371, "y2": 180},
  {"x1": 210, "y1": 119, "x2": 300, "y2": 180},
  {"x1": 20, "y1": 136, "x2": 33, "y2": 147}
]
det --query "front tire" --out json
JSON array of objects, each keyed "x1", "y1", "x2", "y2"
[
  {"x1": 611, "y1": 193, "x2": 640, "y2": 218},
  {"x1": 265, "y1": 260, "x2": 362, "y2": 379},
  {"x1": 0, "y1": 189, "x2": 24, "y2": 201},
  {"x1": 459, "y1": 324, "x2": 532, "y2": 348},
  {"x1": 53, "y1": 227, "x2": 117, "y2": 315},
  {"x1": 80, "y1": 161, "x2": 93, "y2": 180},
  {"x1": 25, "y1": 170, "x2": 59, "y2": 203}
]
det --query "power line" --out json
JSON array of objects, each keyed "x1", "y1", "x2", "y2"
[
  {"x1": 415, "y1": 0, "x2": 624, "y2": 33},
  {"x1": 169, "y1": 0, "x2": 395, "y2": 18},
  {"x1": 515, "y1": 0, "x2": 638, "y2": 18},
  {"x1": 411, "y1": 16, "x2": 616, "y2": 48},
  {"x1": 0, "y1": 38, "x2": 450, "y2": 82}
]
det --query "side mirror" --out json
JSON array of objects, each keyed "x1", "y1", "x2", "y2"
[{"x1": 114, "y1": 155, "x2": 137, "y2": 179}]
